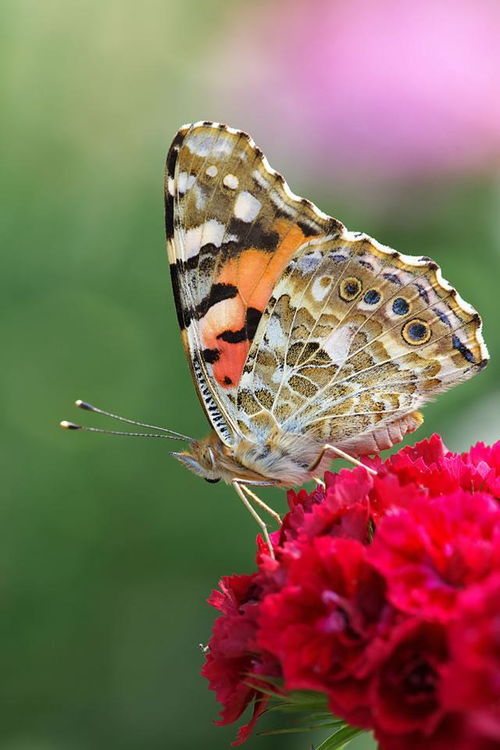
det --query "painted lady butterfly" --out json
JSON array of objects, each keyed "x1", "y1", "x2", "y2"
[{"x1": 63, "y1": 121, "x2": 489, "y2": 556}]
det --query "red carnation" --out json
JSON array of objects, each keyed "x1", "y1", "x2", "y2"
[
  {"x1": 374, "y1": 714, "x2": 499, "y2": 750},
  {"x1": 374, "y1": 434, "x2": 500, "y2": 500},
  {"x1": 369, "y1": 490, "x2": 500, "y2": 621},
  {"x1": 203, "y1": 436, "x2": 500, "y2": 748},
  {"x1": 282, "y1": 467, "x2": 373, "y2": 547},
  {"x1": 442, "y1": 572, "x2": 500, "y2": 742},
  {"x1": 371, "y1": 619, "x2": 449, "y2": 745},
  {"x1": 201, "y1": 573, "x2": 280, "y2": 745},
  {"x1": 259, "y1": 536, "x2": 390, "y2": 727}
]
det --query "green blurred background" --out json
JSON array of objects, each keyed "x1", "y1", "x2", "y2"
[{"x1": 1, "y1": 1, "x2": 498, "y2": 749}]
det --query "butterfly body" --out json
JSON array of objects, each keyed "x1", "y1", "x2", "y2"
[
  {"x1": 172, "y1": 429, "x2": 330, "y2": 488},
  {"x1": 164, "y1": 120, "x2": 488, "y2": 549},
  {"x1": 173, "y1": 408, "x2": 424, "y2": 487}
]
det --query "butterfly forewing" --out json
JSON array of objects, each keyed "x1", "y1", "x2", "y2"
[{"x1": 165, "y1": 121, "x2": 342, "y2": 444}]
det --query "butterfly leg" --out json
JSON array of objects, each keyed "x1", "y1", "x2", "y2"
[
  {"x1": 240, "y1": 484, "x2": 282, "y2": 525},
  {"x1": 309, "y1": 444, "x2": 377, "y2": 476},
  {"x1": 313, "y1": 477, "x2": 326, "y2": 488},
  {"x1": 232, "y1": 480, "x2": 276, "y2": 559}
]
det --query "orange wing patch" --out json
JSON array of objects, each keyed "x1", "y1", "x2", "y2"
[{"x1": 200, "y1": 220, "x2": 310, "y2": 389}]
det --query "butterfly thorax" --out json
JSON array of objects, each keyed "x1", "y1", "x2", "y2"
[{"x1": 172, "y1": 430, "x2": 331, "y2": 487}]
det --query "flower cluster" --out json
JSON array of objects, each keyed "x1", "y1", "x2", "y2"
[{"x1": 202, "y1": 436, "x2": 500, "y2": 749}]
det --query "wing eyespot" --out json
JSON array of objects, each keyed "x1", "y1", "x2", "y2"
[
  {"x1": 363, "y1": 289, "x2": 381, "y2": 305},
  {"x1": 402, "y1": 318, "x2": 432, "y2": 345},
  {"x1": 339, "y1": 276, "x2": 363, "y2": 302},
  {"x1": 392, "y1": 297, "x2": 410, "y2": 316}
]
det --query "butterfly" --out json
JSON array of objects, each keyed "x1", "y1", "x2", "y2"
[{"x1": 63, "y1": 121, "x2": 489, "y2": 557}]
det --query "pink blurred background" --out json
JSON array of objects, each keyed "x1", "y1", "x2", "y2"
[{"x1": 210, "y1": 0, "x2": 500, "y2": 182}]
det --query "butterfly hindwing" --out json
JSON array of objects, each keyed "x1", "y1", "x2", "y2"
[
  {"x1": 237, "y1": 232, "x2": 488, "y2": 454},
  {"x1": 165, "y1": 121, "x2": 342, "y2": 444}
]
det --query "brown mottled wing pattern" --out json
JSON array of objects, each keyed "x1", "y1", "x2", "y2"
[
  {"x1": 237, "y1": 232, "x2": 488, "y2": 454},
  {"x1": 165, "y1": 121, "x2": 342, "y2": 445}
]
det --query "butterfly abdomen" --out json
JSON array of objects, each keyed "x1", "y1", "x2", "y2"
[{"x1": 334, "y1": 411, "x2": 424, "y2": 457}]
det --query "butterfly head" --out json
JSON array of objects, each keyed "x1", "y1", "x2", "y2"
[{"x1": 171, "y1": 433, "x2": 223, "y2": 484}]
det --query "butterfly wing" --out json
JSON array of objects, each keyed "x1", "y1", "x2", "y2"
[
  {"x1": 165, "y1": 121, "x2": 342, "y2": 445},
  {"x1": 237, "y1": 231, "x2": 489, "y2": 455}
]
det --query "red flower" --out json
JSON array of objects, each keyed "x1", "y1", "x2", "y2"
[
  {"x1": 371, "y1": 617, "x2": 500, "y2": 750},
  {"x1": 369, "y1": 490, "x2": 500, "y2": 621},
  {"x1": 374, "y1": 714, "x2": 499, "y2": 750},
  {"x1": 259, "y1": 536, "x2": 390, "y2": 728},
  {"x1": 375, "y1": 434, "x2": 500, "y2": 500},
  {"x1": 442, "y1": 573, "x2": 500, "y2": 742},
  {"x1": 371, "y1": 619, "x2": 448, "y2": 737},
  {"x1": 282, "y1": 467, "x2": 373, "y2": 546},
  {"x1": 203, "y1": 436, "x2": 500, "y2": 748},
  {"x1": 201, "y1": 573, "x2": 280, "y2": 745}
]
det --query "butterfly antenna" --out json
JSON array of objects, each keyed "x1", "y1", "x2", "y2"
[
  {"x1": 59, "y1": 399, "x2": 193, "y2": 441},
  {"x1": 59, "y1": 422, "x2": 180, "y2": 439}
]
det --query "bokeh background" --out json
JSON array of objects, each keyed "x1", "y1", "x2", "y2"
[{"x1": 2, "y1": 1, "x2": 499, "y2": 748}]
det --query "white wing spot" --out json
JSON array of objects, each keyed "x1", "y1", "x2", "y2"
[
  {"x1": 185, "y1": 131, "x2": 233, "y2": 157},
  {"x1": 183, "y1": 220, "x2": 237, "y2": 259},
  {"x1": 234, "y1": 191, "x2": 261, "y2": 222},
  {"x1": 265, "y1": 316, "x2": 284, "y2": 348},
  {"x1": 193, "y1": 184, "x2": 206, "y2": 211},
  {"x1": 223, "y1": 174, "x2": 239, "y2": 189},
  {"x1": 269, "y1": 191, "x2": 296, "y2": 218},
  {"x1": 312, "y1": 276, "x2": 333, "y2": 302},
  {"x1": 177, "y1": 172, "x2": 196, "y2": 194},
  {"x1": 206, "y1": 165, "x2": 218, "y2": 177},
  {"x1": 167, "y1": 177, "x2": 175, "y2": 196},
  {"x1": 323, "y1": 324, "x2": 357, "y2": 366},
  {"x1": 296, "y1": 251, "x2": 323, "y2": 273},
  {"x1": 253, "y1": 169, "x2": 270, "y2": 189}
]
